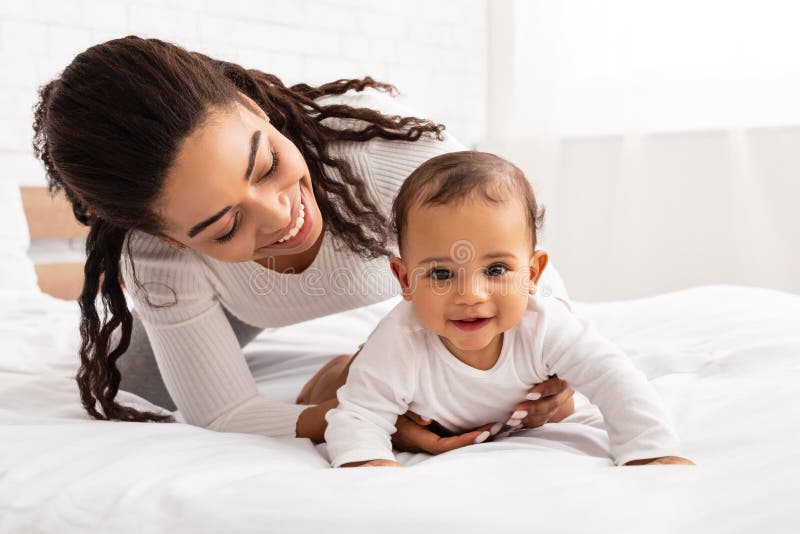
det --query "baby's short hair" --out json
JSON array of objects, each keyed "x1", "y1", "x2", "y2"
[{"x1": 391, "y1": 151, "x2": 545, "y2": 253}]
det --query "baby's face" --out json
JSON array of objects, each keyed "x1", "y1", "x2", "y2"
[{"x1": 391, "y1": 195, "x2": 547, "y2": 357}]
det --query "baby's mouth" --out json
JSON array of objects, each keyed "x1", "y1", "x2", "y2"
[{"x1": 451, "y1": 317, "x2": 492, "y2": 332}]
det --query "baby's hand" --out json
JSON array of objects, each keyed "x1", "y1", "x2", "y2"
[
  {"x1": 624, "y1": 456, "x2": 695, "y2": 466},
  {"x1": 341, "y1": 459, "x2": 403, "y2": 467},
  {"x1": 363, "y1": 459, "x2": 403, "y2": 467}
]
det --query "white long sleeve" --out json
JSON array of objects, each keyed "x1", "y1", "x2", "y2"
[
  {"x1": 325, "y1": 306, "x2": 421, "y2": 466},
  {"x1": 325, "y1": 294, "x2": 681, "y2": 467},
  {"x1": 538, "y1": 297, "x2": 681, "y2": 465}
]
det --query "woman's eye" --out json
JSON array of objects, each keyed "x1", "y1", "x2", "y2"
[
  {"x1": 215, "y1": 212, "x2": 241, "y2": 244},
  {"x1": 256, "y1": 149, "x2": 279, "y2": 183},
  {"x1": 486, "y1": 264, "x2": 508, "y2": 277},
  {"x1": 430, "y1": 268, "x2": 453, "y2": 280}
]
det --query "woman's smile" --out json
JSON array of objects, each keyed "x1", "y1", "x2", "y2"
[{"x1": 257, "y1": 186, "x2": 314, "y2": 251}]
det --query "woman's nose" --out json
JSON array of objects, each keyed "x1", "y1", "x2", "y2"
[{"x1": 249, "y1": 190, "x2": 291, "y2": 236}]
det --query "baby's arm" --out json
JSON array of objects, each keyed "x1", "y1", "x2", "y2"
[
  {"x1": 324, "y1": 321, "x2": 417, "y2": 468},
  {"x1": 540, "y1": 300, "x2": 690, "y2": 466}
]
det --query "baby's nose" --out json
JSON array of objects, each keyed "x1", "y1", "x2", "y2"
[{"x1": 456, "y1": 277, "x2": 490, "y2": 303}]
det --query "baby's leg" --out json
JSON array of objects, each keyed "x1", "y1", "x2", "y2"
[{"x1": 295, "y1": 346, "x2": 361, "y2": 405}]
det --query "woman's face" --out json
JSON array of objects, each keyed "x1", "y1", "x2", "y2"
[{"x1": 156, "y1": 96, "x2": 323, "y2": 264}]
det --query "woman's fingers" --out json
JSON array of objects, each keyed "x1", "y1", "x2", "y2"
[
  {"x1": 509, "y1": 384, "x2": 575, "y2": 428},
  {"x1": 392, "y1": 415, "x2": 495, "y2": 455},
  {"x1": 547, "y1": 393, "x2": 575, "y2": 423},
  {"x1": 425, "y1": 423, "x2": 496, "y2": 455},
  {"x1": 526, "y1": 374, "x2": 568, "y2": 400}
]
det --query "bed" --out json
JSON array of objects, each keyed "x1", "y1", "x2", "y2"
[{"x1": 1, "y1": 185, "x2": 798, "y2": 533}]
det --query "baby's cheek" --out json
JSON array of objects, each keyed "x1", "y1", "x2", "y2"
[
  {"x1": 412, "y1": 297, "x2": 446, "y2": 333},
  {"x1": 497, "y1": 293, "x2": 529, "y2": 327}
]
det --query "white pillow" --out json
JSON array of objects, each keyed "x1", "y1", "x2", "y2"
[{"x1": 0, "y1": 179, "x2": 39, "y2": 292}]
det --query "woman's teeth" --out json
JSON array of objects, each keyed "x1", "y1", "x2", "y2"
[{"x1": 276, "y1": 203, "x2": 305, "y2": 243}]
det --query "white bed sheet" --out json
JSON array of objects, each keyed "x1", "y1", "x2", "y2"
[{"x1": 0, "y1": 285, "x2": 798, "y2": 533}]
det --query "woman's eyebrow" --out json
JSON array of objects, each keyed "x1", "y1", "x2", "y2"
[
  {"x1": 244, "y1": 130, "x2": 261, "y2": 181},
  {"x1": 186, "y1": 129, "x2": 262, "y2": 239},
  {"x1": 188, "y1": 206, "x2": 231, "y2": 238}
]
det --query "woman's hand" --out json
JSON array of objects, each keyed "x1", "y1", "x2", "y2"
[
  {"x1": 504, "y1": 375, "x2": 576, "y2": 430},
  {"x1": 624, "y1": 456, "x2": 695, "y2": 466},
  {"x1": 392, "y1": 411, "x2": 497, "y2": 454}
]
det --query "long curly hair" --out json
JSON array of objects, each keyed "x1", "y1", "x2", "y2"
[{"x1": 31, "y1": 36, "x2": 444, "y2": 424}]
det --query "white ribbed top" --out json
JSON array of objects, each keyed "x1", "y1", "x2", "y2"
[{"x1": 120, "y1": 89, "x2": 570, "y2": 439}]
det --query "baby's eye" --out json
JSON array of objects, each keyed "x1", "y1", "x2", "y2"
[
  {"x1": 486, "y1": 264, "x2": 508, "y2": 277},
  {"x1": 430, "y1": 268, "x2": 453, "y2": 280}
]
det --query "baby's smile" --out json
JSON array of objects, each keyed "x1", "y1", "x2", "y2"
[{"x1": 450, "y1": 316, "x2": 493, "y2": 332}]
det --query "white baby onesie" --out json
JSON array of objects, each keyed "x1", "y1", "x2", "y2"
[{"x1": 325, "y1": 293, "x2": 681, "y2": 467}]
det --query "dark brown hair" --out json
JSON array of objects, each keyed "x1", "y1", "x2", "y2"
[
  {"x1": 31, "y1": 36, "x2": 444, "y2": 423},
  {"x1": 391, "y1": 151, "x2": 545, "y2": 253}
]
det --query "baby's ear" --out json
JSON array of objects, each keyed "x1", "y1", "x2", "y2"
[
  {"x1": 528, "y1": 250, "x2": 549, "y2": 294},
  {"x1": 389, "y1": 256, "x2": 412, "y2": 301}
]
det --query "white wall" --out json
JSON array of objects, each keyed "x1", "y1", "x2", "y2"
[
  {"x1": 484, "y1": 0, "x2": 800, "y2": 300},
  {"x1": 5, "y1": 0, "x2": 796, "y2": 300},
  {"x1": 0, "y1": 0, "x2": 487, "y2": 188}
]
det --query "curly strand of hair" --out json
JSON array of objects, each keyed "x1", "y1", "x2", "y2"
[{"x1": 76, "y1": 220, "x2": 174, "y2": 423}]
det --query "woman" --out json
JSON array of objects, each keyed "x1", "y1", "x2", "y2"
[{"x1": 32, "y1": 36, "x2": 575, "y2": 453}]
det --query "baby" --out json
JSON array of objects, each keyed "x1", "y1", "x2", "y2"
[{"x1": 325, "y1": 151, "x2": 693, "y2": 468}]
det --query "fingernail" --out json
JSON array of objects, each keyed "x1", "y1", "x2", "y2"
[
  {"x1": 490, "y1": 422, "x2": 504, "y2": 435},
  {"x1": 511, "y1": 410, "x2": 528, "y2": 419},
  {"x1": 473, "y1": 431, "x2": 491, "y2": 444},
  {"x1": 505, "y1": 418, "x2": 522, "y2": 427},
  {"x1": 526, "y1": 392, "x2": 542, "y2": 401}
]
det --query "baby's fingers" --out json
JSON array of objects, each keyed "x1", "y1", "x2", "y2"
[{"x1": 363, "y1": 459, "x2": 403, "y2": 467}]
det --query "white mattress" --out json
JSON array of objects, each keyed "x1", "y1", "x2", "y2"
[{"x1": 0, "y1": 285, "x2": 798, "y2": 533}]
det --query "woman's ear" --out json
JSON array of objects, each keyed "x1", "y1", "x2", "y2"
[
  {"x1": 528, "y1": 250, "x2": 549, "y2": 294},
  {"x1": 389, "y1": 256, "x2": 412, "y2": 301}
]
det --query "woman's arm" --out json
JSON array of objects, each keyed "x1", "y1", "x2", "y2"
[{"x1": 123, "y1": 231, "x2": 307, "y2": 438}]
